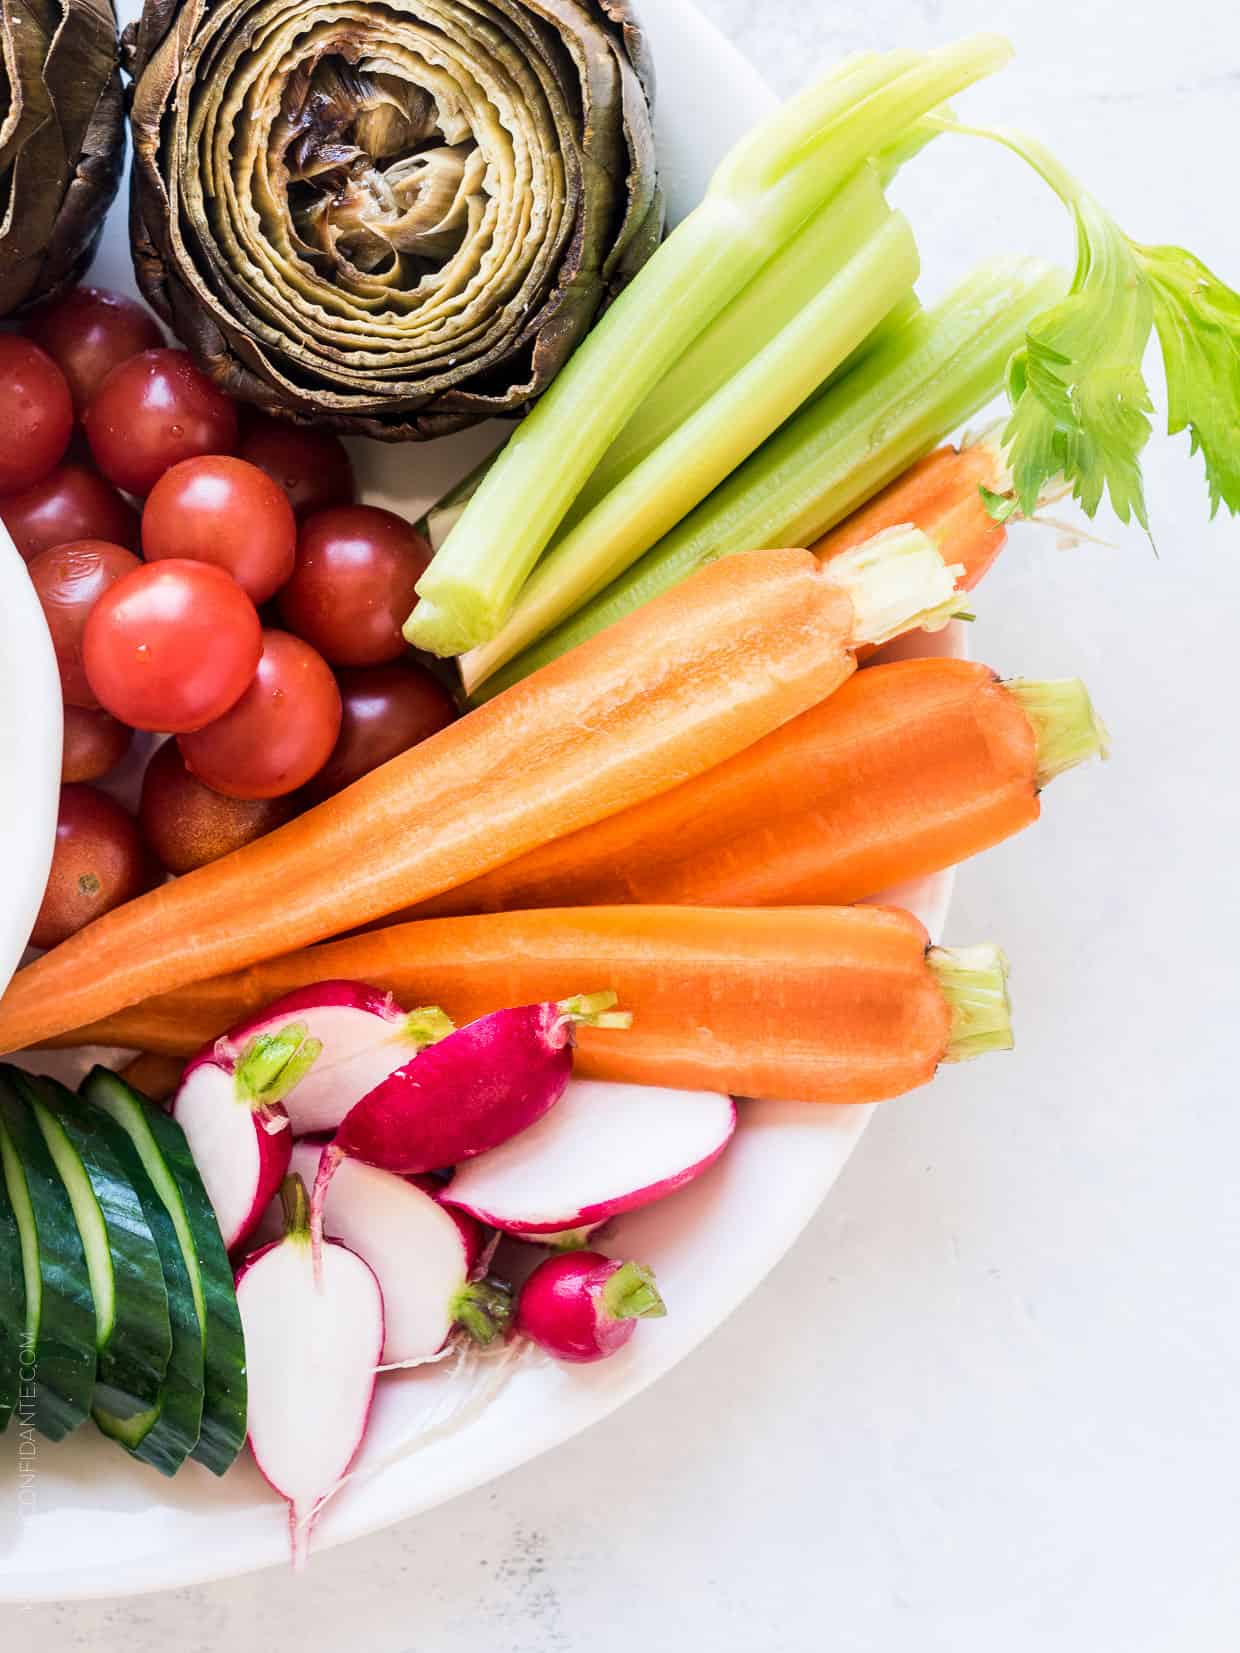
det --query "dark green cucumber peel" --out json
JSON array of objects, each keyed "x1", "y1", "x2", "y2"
[
  {"x1": 76, "y1": 1096, "x2": 204, "y2": 1475},
  {"x1": 0, "y1": 1130, "x2": 24, "y2": 1432},
  {"x1": 0, "y1": 1072, "x2": 96, "y2": 1440},
  {"x1": 82, "y1": 1069, "x2": 247, "y2": 1475},
  {"x1": 23, "y1": 1075, "x2": 172, "y2": 1425}
]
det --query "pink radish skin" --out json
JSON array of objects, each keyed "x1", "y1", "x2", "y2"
[
  {"x1": 235, "y1": 1178, "x2": 384, "y2": 1567},
  {"x1": 283, "y1": 1140, "x2": 508, "y2": 1362},
  {"x1": 443, "y1": 1080, "x2": 736, "y2": 1237},
  {"x1": 516, "y1": 1251, "x2": 666, "y2": 1364},
  {"x1": 208, "y1": 981, "x2": 452, "y2": 1137},
  {"x1": 310, "y1": 992, "x2": 628, "y2": 1256}
]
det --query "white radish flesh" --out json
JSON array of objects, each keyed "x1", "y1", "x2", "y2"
[
  {"x1": 235, "y1": 1179, "x2": 384, "y2": 1568},
  {"x1": 172, "y1": 1062, "x2": 290, "y2": 1250},
  {"x1": 286, "y1": 1141, "x2": 501, "y2": 1362},
  {"x1": 443, "y1": 1079, "x2": 736, "y2": 1234}
]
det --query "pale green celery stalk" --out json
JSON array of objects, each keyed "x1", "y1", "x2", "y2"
[
  {"x1": 927, "y1": 945, "x2": 1013, "y2": 1060},
  {"x1": 460, "y1": 211, "x2": 919, "y2": 692},
  {"x1": 1004, "y1": 678, "x2": 1110, "y2": 787},
  {"x1": 474, "y1": 256, "x2": 1066, "y2": 702},
  {"x1": 407, "y1": 36, "x2": 1015, "y2": 656}
]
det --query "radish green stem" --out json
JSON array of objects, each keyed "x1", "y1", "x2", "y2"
[
  {"x1": 601, "y1": 1261, "x2": 666, "y2": 1322},
  {"x1": 406, "y1": 37, "x2": 1015, "y2": 657},
  {"x1": 280, "y1": 1174, "x2": 311, "y2": 1244},
  {"x1": 236, "y1": 1024, "x2": 321, "y2": 1110},
  {"x1": 460, "y1": 207, "x2": 920, "y2": 691},
  {"x1": 1005, "y1": 679, "x2": 1110, "y2": 787},
  {"x1": 928, "y1": 945, "x2": 1013, "y2": 1061},
  {"x1": 472, "y1": 256, "x2": 1066, "y2": 701},
  {"x1": 557, "y1": 991, "x2": 632, "y2": 1032},
  {"x1": 453, "y1": 1279, "x2": 514, "y2": 1346},
  {"x1": 401, "y1": 1006, "x2": 455, "y2": 1048}
]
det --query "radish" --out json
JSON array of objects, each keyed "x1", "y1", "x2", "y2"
[
  {"x1": 207, "y1": 982, "x2": 454, "y2": 1137},
  {"x1": 516, "y1": 1251, "x2": 666, "y2": 1364},
  {"x1": 442, "y1": 1079, "x2": 736, "y2": 1236},
  {"x1": 285, "y1": 1140, "x2": 511, "y2": 1362},
  {"x1": 235, "y1": 1176, "x2": 384, "y2": 1567},
  {"x1": 309, "y1": 992, "x2": 629, "y2": 1255}
]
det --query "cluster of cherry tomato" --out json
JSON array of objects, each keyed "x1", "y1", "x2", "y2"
[{"x1": 1, "y1": 287, "x2": 457, "y2": 951}]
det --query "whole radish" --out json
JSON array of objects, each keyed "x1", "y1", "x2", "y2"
[
  {"x1": 284, "y1": 1140, "x2": 510, "y2": 1362},
  {"x1": 208, "y1": 981, "x2": 454, "y2": 1137},
  {"x1": 235, "y1": 1176, "x2": 383, "y2": 1567},
  {"x1": 516, "y1": 1252, "x2": 666, "y2": 1364},
  {"x1": 309, "y1": 992, "x2": 629, "y2": 1256}
]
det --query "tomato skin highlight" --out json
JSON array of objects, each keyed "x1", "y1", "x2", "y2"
[
  {"x1": 0, "y1": 336, "x2": 74, "y2": 495},
  {"x1": 31, "y1": 784, "x2": 152, "y2": 950},
  {"x1": 279, "y1": 505, "x2": 431, "y2": 666},
  {"x1": 61, "y1": 705, "x2": 133, "y2": 783},
  {"x1": 83, "y1": 558, "x2": 263, "y2": 733},
  {"x1": 139, "y1": 739, "x2": 295, "y2": 872},
  {"x1": 237, "y1": 413, "x2": 356, "y2": 519},
  {"x1": 306, "y1": 662, "x2": 457, "y2": 802},
  {"x1": 83, "y1": 349, "x2": 238, "y2": 496},
  {"x1": 1, "y1": 462, "x2": 139, "y2": 561},
  {"x1": 27, "y1": 539, "x2": 143, "y2": 708},
  {"x1": 143, "y1": 455, "x2": 297, "y2": 603},
  {"x1": 179, "y1": 629, "x2": 342, "y2": 799},
  {"x1": 27, "y1": 286, "x2": 164, "y2": 415}
]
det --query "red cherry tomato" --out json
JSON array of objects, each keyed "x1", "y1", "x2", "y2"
[
  {"x1": 26, "y1": 286, "x2": 164, "y2": 415},
  {"x1": 83, "y1": 349, "x2": 238, "y2": 496},
  {"x1": 237, "y1": 413, "x2": 356, "y2": 519},
  {"x1": 178, "y1": 629, "x2": 342, "y2": 799},
  {"x1": 1, "y1": 462, "x2": 139, "y2": 561},
  {"x1": 138, "y1": 739, "x2": 296, "y2": 873},
  {"x1": 27, "y1": 539, "x2": 142, "y2": 708},
  {"x1": 30, "y1": 785, "x2": 151, "y2": 949},
  {"x1": 306, "y1": 662, "x2": 457, "y2": 802},
  {"x1": 83, "y1": 559, "x2": 262, "y2": 733},
  {"x1": 278, "y1": 506, "x2": 430, "y2": 666},
  {"x1": 142, "y1": 455, "x2": 297, "y2": 604},
  {"x1": 0, "y1": 336, "x2": 73, "y2": 495},
  {"x1": 61, "y1": 705, "x2": 133, "y2": 783}
]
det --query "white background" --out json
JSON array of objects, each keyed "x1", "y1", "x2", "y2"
[{"x1": 17, "y1": 0, "x2": 1240, "y2": 1645}]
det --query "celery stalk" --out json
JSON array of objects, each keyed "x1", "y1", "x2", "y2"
[
  {"x1": 473, "y1": 256, "x2": 1066, "y2": 702},
  {"x1": 461, "y1": 209, "x2": 920, "y2": 692},
  {"x1": 407, "y1": 36, "x2": 1015, "y2": 657}
]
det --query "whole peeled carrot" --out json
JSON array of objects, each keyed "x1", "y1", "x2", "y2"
[
  {"x1": 49, "y1": 906, "x2": 1013, "y2": 1105},
  {"x1": 812, "y1": 438, "x2": 1008, "y2": 591},
  {"x1": 383, "y1": 661, "x2": 1106, "y2": 920},
  {"x1": 0, "y1": 537, "x2": 961, "y2": 1054}
]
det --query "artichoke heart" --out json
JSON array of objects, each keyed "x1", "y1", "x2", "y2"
[
  {"x1": 128, "y1": 0, "x2": 662, "y2": 439},
  {"x1": 0, "y1": 0, "x2": 125, "y2": 315}
]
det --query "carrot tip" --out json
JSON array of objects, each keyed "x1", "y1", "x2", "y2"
[
  {"x1": 928, "y1": 943, "x2": 1014, "y2": 1062},
  {"x1": 1005, "y1": 678, "x2": 1110, "y2": 788},
  {"x1": 825, "y1": 525, "x2": 965, "y2": 647}
]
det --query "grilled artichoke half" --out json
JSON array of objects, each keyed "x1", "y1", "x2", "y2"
[
  {"x1": 127, "y1": 0, "x2": 662, "y2": 439},
  {"x1": 0, "y1": 0, "x2": 125, "y2": 315}
]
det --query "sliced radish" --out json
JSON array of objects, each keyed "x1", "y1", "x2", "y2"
[
  {"x1": 284, "y1": 1140, "x2": 508, "y2": 1363},
  {"x1": 309, "y1": 992, "x2": 629, "y2": 1255},
  {"x1": 516, "y1": 1251, "x2": 666, "y2": 1364},
  {"x1": 235, "y1": 1177, "x2": 384, "y2": 1567},
  {"x1": 443, "y1": 1079, "x2": 736, "y2": 1235},
  {"x1": 208, "y1": 981, "x2": 453, "y2": 1137}
]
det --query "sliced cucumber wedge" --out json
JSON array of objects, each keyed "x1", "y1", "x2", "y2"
[
  {"x1": 0, "y1": 1133, "x2": 24, "y2": 1433},
  {"x1": 18, "y1": 1073, "x2": 172, "y2": 1425},
  {"x1": 82, "y1": 1068, "x2": 247, "y2": 1474},
  {"x1": 0, "y1": 1071, "x2": 96, "y2": 1440},
  {"x1": 77, "y1": 1094, "x2": 204, "y2": 1474}
]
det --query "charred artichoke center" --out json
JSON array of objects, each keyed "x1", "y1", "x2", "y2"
[{"x1": 279, "y1": 53, "x2": 482, "y2": 278}]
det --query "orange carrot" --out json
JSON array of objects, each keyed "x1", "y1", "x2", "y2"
[
  {"x1": 378, "y1": 661, "x2": 1104, "y2": 920},
  {"x1": 0, "y1": 541, "x2": 959, "y2": 1055},
  {"x1": 812, "y1": 439, "x2": 1008, "y2": 591},
  {"x1": 49, "y1": 906, "x2": 1013, "y2": 1105},
  {"x1": 116, "y1": 1051, "x2": 183, "y2": 1103}
]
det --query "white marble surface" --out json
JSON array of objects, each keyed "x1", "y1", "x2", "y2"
[{"x1": 17, "y1": 0, "x2": 1240, "y2": 1645}]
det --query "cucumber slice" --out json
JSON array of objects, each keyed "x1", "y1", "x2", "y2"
[
  {"x1": 18, "y1": 1074, "x2": 172, "y2": 1425},
  {"x1": 82, "y1": 1068, "x2": 247, "y2": 1475},
  {"x1": 0, "y1": 1136, "x2": 24, "y2": 1432},
  {"x1": 0, "y1": 1072, "x2": 96, "y2": 1440},
  {"x1": 76, "y1": 1093, "x2": 204, "y2": 1474}
]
